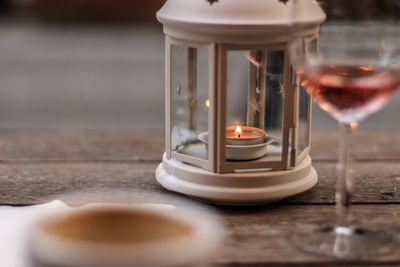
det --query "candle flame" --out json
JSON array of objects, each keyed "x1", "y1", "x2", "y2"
[
  {"x1": 235, "y1": 126, "x2": 242, "y2": 138},
  {"x1": 204, "y1": 99, "x2": 211, "y2": 109}
]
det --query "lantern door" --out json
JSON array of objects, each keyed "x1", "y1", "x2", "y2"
[
  {"x1": 166, "y1": 37, "x2": 216, "y2": 171},
  {"x1": 295, "y1": 35, "x2": 318, "y2": 165},
  {"x1": 217, "y1": 44, "x2": 296, "y2": 173}
]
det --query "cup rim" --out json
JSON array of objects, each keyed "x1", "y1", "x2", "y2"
[{"x1": 28, "y1": 203, "x2": 223, "y2": 267}]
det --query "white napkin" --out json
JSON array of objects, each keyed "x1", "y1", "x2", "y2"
[{"x1": 0, "y1": 200, "x2": 68, "y2": 267}]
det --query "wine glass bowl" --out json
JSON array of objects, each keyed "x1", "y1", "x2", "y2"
[
  {"x1": 289, "y1": 0, "x2": 400, "y2": 259},
  {"x1": 300, "y1": 64, "x2": 400, "y2": 124}
]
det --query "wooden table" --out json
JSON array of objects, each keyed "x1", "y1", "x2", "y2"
[{"x1": 1, "y1": 129, "x2": 400, "y2": 266}]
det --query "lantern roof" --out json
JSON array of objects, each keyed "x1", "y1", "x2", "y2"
[{"x1": 157, "y1": 0, "x2": 325, "y2": 31}]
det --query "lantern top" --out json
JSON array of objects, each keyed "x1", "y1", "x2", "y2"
[{"x1": 157, "y1": 0, "x2": 325, "y2": 31}]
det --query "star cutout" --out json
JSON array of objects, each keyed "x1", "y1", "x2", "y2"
[
  {"x1": 248, "y1": 99, "x2": 262, "y2": 114},
  {"x1": 206, "y1": 0, "x2": 218, "y2": 5}
]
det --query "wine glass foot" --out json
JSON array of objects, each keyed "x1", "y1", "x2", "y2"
[{"x1": 291, "y1": 221, "x2": 397, "y2": 259}]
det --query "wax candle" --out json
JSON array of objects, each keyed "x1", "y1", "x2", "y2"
[{"x1": 226, "y1": 125, "x2": 265, "y2": 145}]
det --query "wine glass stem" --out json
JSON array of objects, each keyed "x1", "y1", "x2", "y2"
[{"x1": 336, "y1": 123, "x2": 353, "y2": 229}]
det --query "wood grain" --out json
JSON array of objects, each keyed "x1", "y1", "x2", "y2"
[
  {"x1": 0, "y1": 161, "x2": 399, "y2": 205},
  {"x1": 287, "y1": 161, "x2": 400, "y2": 204},
  {"x1": 216, "y1": 205, "x2": 400, "y2": 266},
  {"x1": 0, "y1": 129, "x2": 398, "y2": 162},
  {"x1": 0, "y1": 130, "x2": 398, "y2": 267},
  {"x1": 0, "y1": 130, "x2": 164, "y2": 162},
  {"x1": 0, "y1": 162, "x2": 399, "y2": 266},
  {"x1": 310, "y1": 129, "x2": 400, "y2": 161}
]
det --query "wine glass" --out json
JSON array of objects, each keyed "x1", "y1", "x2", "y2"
[{"x1": 289, "y1": 0, "x2": 400, "y2": 259}]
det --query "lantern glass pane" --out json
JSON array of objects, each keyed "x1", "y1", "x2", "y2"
[
  {"x1": 298, "y1": 87, "x2": 310, "y2": 155},
  {"x1": 224, "y1": 49, "x2": 284, "y2": 165},
  {"x1": 226, "y1": 51, "x2": 248, "y2": 126},
  {"x1": 170, "y1": 45, "x2": 209, "y2": 160},
  {"x1": 297, "y1": 37, "x2": 317, "y2": 157},
  {"x1": 264, "y1": 50, "x2": 285, "y2": 161}
]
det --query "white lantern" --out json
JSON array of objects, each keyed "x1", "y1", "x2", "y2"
[{"x1": 155, "y1": 0, "x2": 325, "y2": 204}]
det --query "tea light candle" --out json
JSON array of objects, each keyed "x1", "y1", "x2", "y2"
[{"x1": 226, "y1": 125, "x2": 265, "y2": 146}]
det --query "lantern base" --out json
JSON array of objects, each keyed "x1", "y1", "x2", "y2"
[{"x1": 155, "y1": 153, "x2": 317, "y2": 205}]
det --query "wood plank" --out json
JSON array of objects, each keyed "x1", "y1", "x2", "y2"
[
  {"x1": 286, "y1": 161, "x2": 400, "y2": 204},
  {"x1": 0, "y1": 129, "x2": 398, "y2": 162},
  {"x1": 0, "y1": 161, "x2": 399, "y2": 205},
  {"x1": 4, "y1": 193, "x2": 400, "y2": 265},
  {"x1": 0, "y1": 162, "x2": 399, "y2": 266},
  {"x1": 215, "y1": 205, "x2": 400, "y2": 266},
  {"x1": 0, "y1": 130, "x2": 164, "y2": 162},
  {"x1": 0, "y1": 162, "x2": 163, "y2": 205},
  {"x1": 310, "y1": 129, "x2": 400, "y2": 161}
]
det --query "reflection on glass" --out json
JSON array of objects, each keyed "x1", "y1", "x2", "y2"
[
  {"x1": 170, "y1": 45, "x2": 209, "y2": 160},
  {"x1": 298, "y1": 87, "x2": 310, "y2": 155},
  {"x1": 226, "y1": 51, "x2": 248, "y2": 126},
  {"x1": 297, "y1": 38, "x2": 316, "y2": 157},
  {"x1": 265, "y1": 51, "x2": 284, "y2": 154}
]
